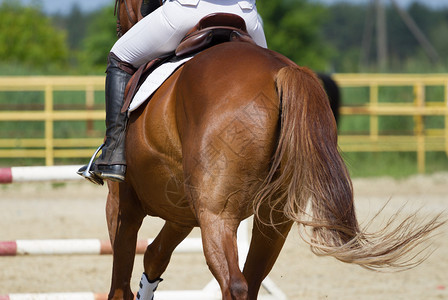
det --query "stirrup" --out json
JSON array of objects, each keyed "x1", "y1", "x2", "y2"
[{"x1": 79, "y1": 144, "x2": 105, "y2": 186}]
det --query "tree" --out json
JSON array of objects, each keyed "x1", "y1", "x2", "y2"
[
  {"x1": 257, "y1": 0, "x2": 332, "y2": 71},
  {"x1": 321, "y1": 3, "x2": 367, "y2": 72},
  {"x1": 0, "y1": 0, "x2": 68, "y2": 72},
  {"x1": 319, "y1": 1, "x2": 447, "y2": 72},
  {"x1": 78, "y1": 5, "x2": 117, "y2": 73},
  {"x1": 57, "y1": 3, "x2": 89, "y2": 51}
]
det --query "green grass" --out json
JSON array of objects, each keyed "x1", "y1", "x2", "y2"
[{"x1": 342, "y1": 152, "x2": 448, "y2": 178}]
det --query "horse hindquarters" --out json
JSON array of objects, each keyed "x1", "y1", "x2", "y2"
[{"x1": 176, "y1": 43, "x2": 285, "y2": 299}]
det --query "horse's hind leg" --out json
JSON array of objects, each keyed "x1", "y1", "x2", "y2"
[
  {"x1": 106, "y1": 182, "x2": 146, "y2": 300},
  {"x1": 143, "y1": 221, "x2": 193, "y2": 279},
  {"x1": 199, "y1": 213, "x2": 248, "y2": 300},
  {"x1": 243, "y1": 209, "x2": 293, "y2": 299},
  {"x1": 135, "y1": 221, "x2": 193, "y2": 299}
]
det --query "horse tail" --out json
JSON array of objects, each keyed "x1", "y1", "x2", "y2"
[{"x1": 254, "y1": 65, "x2": 444, "y2": 271}]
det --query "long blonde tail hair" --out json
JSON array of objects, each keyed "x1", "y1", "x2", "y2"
[{"x1": 254, "y1": 65, "x2": 445, "y2": 270}]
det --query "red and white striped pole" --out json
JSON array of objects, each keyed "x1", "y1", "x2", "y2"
[
  {"x1": 0, "y1": 238, "x2": 203, "y2": 256},
  {"x1": 0, "y1": 165, "x2": 83, "y2": 184},
  {"x1": 0, "y1": 293, "x2": 108, "y2": 300}
]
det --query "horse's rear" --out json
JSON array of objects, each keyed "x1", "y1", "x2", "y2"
[
  {"x1": 106, "y1": 41, "x2": 445, "y2": 300},
  {"x1": 172, "y1": 43, "x2": 292, "y2": 298},
  {"x1": 107, "y1": 42, "x2": 290, "y2": 299},
  {"x1": 127, "y1": 42, "x2": 286, "y2": 223}
]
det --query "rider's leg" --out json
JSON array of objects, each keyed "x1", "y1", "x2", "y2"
[
  {"x1": 95, "y1": 52, "x2": 135, "y2": 181},
  {"x1": 111, "y1": 0, "x2": 266, "y2": 68},
  {"x1": 78, "y1": 53, "x2": 134, "y2": 182}
]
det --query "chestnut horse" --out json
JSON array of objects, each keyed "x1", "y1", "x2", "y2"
[{"x1": 105, "y1": 1, "x2": 444, "y2": 299}]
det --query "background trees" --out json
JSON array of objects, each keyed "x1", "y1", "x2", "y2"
[
  {"x1": 76, "y1": 5, "x2": 117, "y2": 73},
  {"x1": 257, "y1": 0, "x2": 332, "y2": 71},
  {"x1": 1, "y1": 0, "x2": 446, "y2": 75},
  {"x1": 0, "y1": 0, "x2": 68, "y2": 74}
]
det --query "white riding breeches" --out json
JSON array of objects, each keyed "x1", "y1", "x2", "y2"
[{"x1": 111, "y1": 0, "x2": 267, "y2": 68}]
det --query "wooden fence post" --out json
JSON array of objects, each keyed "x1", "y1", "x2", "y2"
[
  {"x1": 414, "y1": 82, "x2": 425, "y2": 173},
  {"x1": 86, "y1": 84, "x2": 95, "y2": 136},
  {"x1": 369, "y1": 83, "x2": 379, "y2": 141},
  {"x1": 44, "y1": 84, "x2": 54, "y2": 166}
]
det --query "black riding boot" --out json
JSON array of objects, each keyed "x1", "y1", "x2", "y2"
[{"x1": 78, "y1": 53, "x2": 134, "y2": 183}]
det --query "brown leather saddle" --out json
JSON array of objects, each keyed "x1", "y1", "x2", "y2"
[
  {"x1": 175, "y1": 12, "x2": 254, "y2": 56},
  {"x1": 121, "y1": 13, "x2": 255, "y2": 113}
]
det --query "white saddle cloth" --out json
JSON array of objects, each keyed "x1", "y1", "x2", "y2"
[{"x1": 128, "y1": 56, "x2": 194, "y2": 113}]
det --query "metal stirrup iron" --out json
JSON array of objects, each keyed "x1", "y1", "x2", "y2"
[{"x1": 81, "y1": 143, "x2": 105, "y2": 185}]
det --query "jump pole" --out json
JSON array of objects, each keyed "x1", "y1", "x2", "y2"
[
  {"x1": 0, "y1": 221, "x2": 245, "y2": 256},
  {"x1": 0, "y1": 291, "x2": 219, "y2": 300},
  {"x1": 0, "y1": 165, "x2": 83, "y2": 184},
  {"x1": 0, "y1": 289, "x2": 283, "y2": 300},
  {"x1": 0, "y1": 293, "x2": 107, "y2": 300},
  {"x1": 0, "y1": 238, "x2": 203, "y2": 256}
]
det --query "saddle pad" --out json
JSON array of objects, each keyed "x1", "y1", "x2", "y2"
[{"x1": 128, "y1": 55, "x2": 194, "y2": 113}]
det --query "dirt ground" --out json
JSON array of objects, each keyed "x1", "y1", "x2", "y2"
[{"x1": 0, "y1": 173, "x2": 447, "y2": 299}]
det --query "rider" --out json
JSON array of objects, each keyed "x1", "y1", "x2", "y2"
[{"x1": 78, "y1": 0, "x2": 267, "y2": 183}]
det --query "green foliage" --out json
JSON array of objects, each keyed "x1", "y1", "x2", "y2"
[
  {"x1": 257, "y1": 0, "x2": 332, "y2": 71},
  {"x1": 4, "y1": 0, "x2": 447, "y2": 74},
  {"x1": 77, "y1": 5, "x2": 117, "y2": 74},
  {"x1": 431, "y1": 21, "x2": 448, "y2": 68},
  {"x1": 320, "y1": 2, "x2": 448, "y2": 72},
  {"x1": 62, "y1": 4, "x2": 89, "y2": 51},
  {"x1": 321, "y1": 3, "x2": 367, "y2": 72},
  {"x1": 0, "y1": 0, "x2": 68, "y2": 73}
]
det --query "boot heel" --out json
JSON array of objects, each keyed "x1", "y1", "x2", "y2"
[{"x1": 95, "y1": 165, "x2": 126, "y2": 182}]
